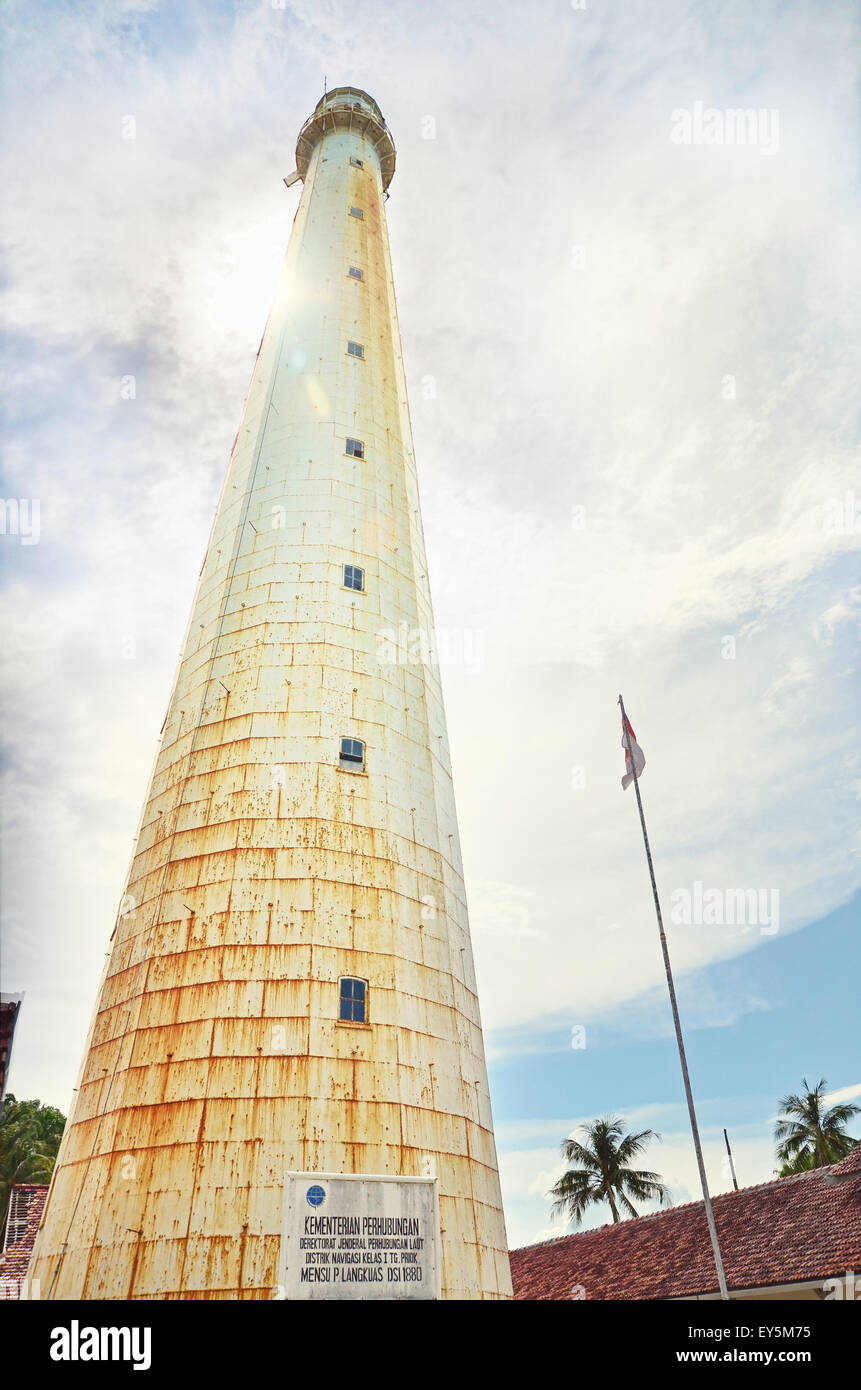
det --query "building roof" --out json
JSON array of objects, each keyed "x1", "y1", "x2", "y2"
[
  {"x1": 511, "y1": 1153, "x2": 861, "y2": 1300},
  {"x1": 0, "y1": 1185, "x2": 49, "y2": 1299},
  {"x1": 0, "y1": 994, "x2": 23, "y2": 1107},
  {"x1": 826, "y1": 1143, "x2": 861, "y2": 1184}
]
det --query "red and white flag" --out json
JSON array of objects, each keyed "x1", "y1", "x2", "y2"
[{"x1": 621, "y1": 713, "x2": 645, "y2": 789}]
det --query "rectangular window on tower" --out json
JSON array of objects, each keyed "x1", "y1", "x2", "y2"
[
  {"x1": 343, "y1": 564, "x2": 365, "y2": 592},
  {"x1": 345, "y1": 437, "x2": 364, "y2": 458},
  {"x1": 339, "y1": 977, "x2": 368, "y2": 1023},
  {"x1": 349, "y1": 206, "x2": 363, "y2": 219},
  {"x1": 339, "y1": 736, "x2": 365, "y2": 771},
  {"x1": 349, "y1": 157, "x2": 364, "y2": 169},
  {"x1": 348, "y1": 266, "x2": 364, "y2": 280},
  {"x1": 347, "y1": 341, "x2": 365, "y2": 359}
]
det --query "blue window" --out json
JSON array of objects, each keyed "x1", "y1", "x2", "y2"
[
  {"x1": 345, "y1": 437, "x2": 364, "y2": 458},
  {"x1": 349, "y1": 206, "x2": 363, "y2": 219},
  {"x1": 339, "y1": 977, "x2": 367, "y2": 1023},
  {"x1": 350, "y1": 157, "x2": 364, "y2": 169},
  {"x1": 347, "y1": 340, "x2": 364, "y2": 358},
  {"x1": 339, "y1": 736, "x2": 364, "y2": 770},
  {"x1": 348, "y1": 266, "x2": 363, "y2": 280},
  {"x1": 344, "y1": 564, "x2": 364, "y2": 592}
]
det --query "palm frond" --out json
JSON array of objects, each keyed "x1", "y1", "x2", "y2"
[
  {"x1": 774, "y1": 1077, "x2": 857, "y2": 1169},
  {"x1": 618, "y1": 1191, "x2": 641, "y2": 1219},
  {"x1": 615, "y1": 1128, "x2": 661, "y2": 1164},
  {"x1": 548, "y1": 1115, "x2": 667, "y2": 1228}
]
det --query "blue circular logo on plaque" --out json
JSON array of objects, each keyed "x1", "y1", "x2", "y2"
[{"x1": 306, "y1": 1184, "x2": 326, "y2": 1208}]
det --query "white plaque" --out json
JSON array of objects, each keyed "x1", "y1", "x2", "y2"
[{"x1": 279, "y1": 1172, "x2": 440, "y2": 1300}]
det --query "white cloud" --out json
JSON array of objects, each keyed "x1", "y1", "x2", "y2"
[
  {"x1": 814, "y1": 589, "x2": 861, "y2": 646},
  {"x1": 824, "y1": 1082, "x2": 861, "y2": 1106}
]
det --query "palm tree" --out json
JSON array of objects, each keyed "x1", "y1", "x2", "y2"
[
  {"x1": 775, "y1": 1150, "x2": 817, "y2": 1178},
  {"x1": 0, "y1": 1095, "x2": 66, "y2": 1237},
  {"x1": 774, "y1": 1077, "x2": 859, "y2": 1174},
  {"x1": 549, "y1": 1116, "x2": 670, "y2": 1227}
]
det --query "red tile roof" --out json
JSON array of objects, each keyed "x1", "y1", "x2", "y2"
[
  {"x1": 511, "y1": 1157, "x2": 861, "y2": 1300},
  {"x1": 0, "y1": 1184, "x2": 48, "y2": 1299},
  {"x1": 828, "y1": 1143, "x2": 861, "y2": 1182}
]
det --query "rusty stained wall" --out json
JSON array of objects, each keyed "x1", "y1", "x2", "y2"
[{"x1": 29, "y1": 90, "x2": 512, "y2": 1301}]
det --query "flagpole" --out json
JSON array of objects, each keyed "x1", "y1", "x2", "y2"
[
  {"x1": 618, "y1": 693, "x2": 730, "y2": 1301},
  {"x1": 724, "y1": 1128, "x2": 739, "y2": 1192}
]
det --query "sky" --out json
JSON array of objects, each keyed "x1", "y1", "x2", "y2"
[{"x1": 1, "y1": 0, "x2": 859, "y2": 1252}]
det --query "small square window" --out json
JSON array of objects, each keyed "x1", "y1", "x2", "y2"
[
  {"x1": 344, "y1": 564, "x2": 364, "y2": 592},
  {"x1": 345, "y1": 437, "x2": 364, "y2": 458},
  {"x1": 348, "y1": 266, "x2": 363, "y2": 280},
  {"x1": 350, "y1": 157, "x2": 364, "y2": 169},
  {"x1": 339, "y1": 977, "x2": 367, "y2": 1022},
  {"x1": 339, "y1": 736, "x2": 365, "y2": 771},
  {"x1": 347, "y1": 341, "x2": 364, "y2": 359},
  {"x1": 349, "y1": 206, "x2": 363, "y2": 219}
]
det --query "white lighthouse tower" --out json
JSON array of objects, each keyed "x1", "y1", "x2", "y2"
[{"x1": 29, "y1": 87, "x2": 512, "y2": 1300}]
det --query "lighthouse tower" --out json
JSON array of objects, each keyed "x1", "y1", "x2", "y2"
[{"x1": 29, "y1": 88, "x2": 512, "y2": 1300}]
